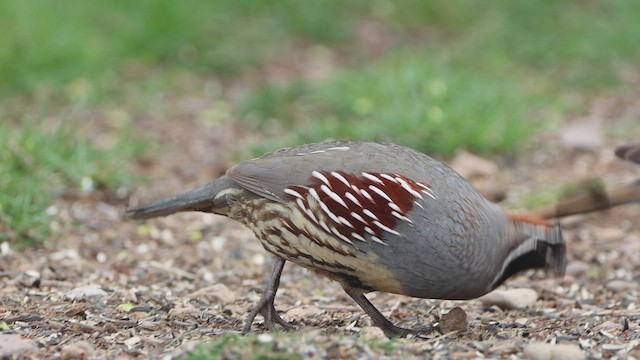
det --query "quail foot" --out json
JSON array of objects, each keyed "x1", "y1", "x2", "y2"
[{"x1": 126, "y1": 141, "x2": 566, "y2": 338}]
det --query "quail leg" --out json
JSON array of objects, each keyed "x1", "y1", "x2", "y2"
[
  {"x1": 242, "y1": 257, "x2": 294, "y2": 334},
  {"x1": 343, "y1": 287, "x2": 432, "y2": 338}
]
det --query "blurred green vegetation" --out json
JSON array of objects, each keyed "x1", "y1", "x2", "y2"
[
  {"x1": 0, "y1": 121, "x2": 146, "y2": 245},
  {"x1": 186, "y1": 333, "x2": 300, "y2": 360},
  {"x1": 1, "y1": 0, "x2": 639, "y2": 245},
  {"x1": 240, "y1": 1, "x2": 640, "y2": 154}
]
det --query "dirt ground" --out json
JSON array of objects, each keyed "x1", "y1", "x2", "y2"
[{"x1": 1, "y1": 92, "x2": 639, "y2": 359}]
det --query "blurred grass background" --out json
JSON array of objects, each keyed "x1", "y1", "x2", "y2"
[{"x1": 1, "y1": 0, "x2": 639, "y2": 245}]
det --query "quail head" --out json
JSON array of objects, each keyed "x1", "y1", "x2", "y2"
[{"x1": 126, "y1": 141, "x2": 566, "y2": 338}]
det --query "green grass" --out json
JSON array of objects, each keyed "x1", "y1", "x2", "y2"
[
  {"x1": 0, "y1": 120, "x2": 146, "y2": 246},
  {"x1": 2, "y1": 1, "x2": 640, "y2": 246},
  {"x1": 241, "y1": 50, "x2": 552, "y2": 155},
  {"x1": 185, "y1": 333, "x2": 300, "y2": 360},
  {"x1": 0, "y1": 0, "x2": 372, "y2": 95},
  {"x1": 240, "y1": 0, "x2": 640, "y2": 155},
  {"x1": 184, "y1": 332, "x2": 400, "y2": 359}
]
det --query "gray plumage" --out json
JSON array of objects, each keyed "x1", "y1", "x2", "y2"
[{"x1": 127, "y1": 141, "x2": 565, "y2": 337}]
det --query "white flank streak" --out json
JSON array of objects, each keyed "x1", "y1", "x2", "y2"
[
  {"x1": 310, "y1": 149, "x2": 326, "y2": 154},
  {"x1": 321, "y1": 184, "x2": 348, "y2": 208},
  {"x1": 351, "y1": 212, "x2": 368, "y2": 224},
  {"x1": 331, "y1": 171, "x2": 351, "y2": 187},
  {"x1": 414, "y1": 201, "x2": 425, "y2": 209},
  {"x1": 304, "y1": 208, "x2": 319, "y2": 224},
  {"x1": 309, "y1": 188, "x2": 322, "y2": 203},
  {"x1": 364, "y1": 226, "x2": 376, "y2": 235},
  {"x1": 318, "y1": 220, "x2": 331, "y2": 233},
  {"x1": 345, "y1": 192, "x2": 362, "y2": 207},
  {"x1": 379, "y1": 173, "x2": 399, "y2": 183},
  {"x1": 421, "y1": 189, "x2": 436, "y2": 199},
  {"x1": 360, "y1": 189, "x2": 374, "y2": 202},
  {"x1": 388, "y1": 202, "x2": 401, "y2": 212},
  {"x1": 312, "y1": 171, "x2": 331, "y2": 187},
  {"x1": 397, "y1": 178, "x2": 423, "y2": 199},
  {"x1": 362, "y1": 172, "x2": 384, "y2": 185},
  {"x1": 284, "y1": 188, "x2": 304, "y2": 199},
  {"x1": 392, "y1": 210, "x2": 413, "y2": 223},
  {"x1": 351, "y1": 185, "x2": 363, "y2": 196},
  {"x1": 351, "y1": 232, "x2": 366, "y2": 242},
  {"x1": 362, "y1": 209, "x2": 379, "y2": 220},
  {"x1": 326, "y1": 146, "x2": 350, "y2": 151},
  {"x1": 368, "y1": 185, "x2": 392, "y2": 202},
  {"x1": 373, "y1": 220, "x2": 401, "y2": 236},
  {"x1": 317, "y1": 198, "x2": 341, "y2": 224},
  {"x1": 338, "y1": 216, "x2": 355, "y2": 229},
  {"x1": 417, "y1": 182, "x2": 431, "y2": 190},
  {"x1": 297, "y1": 199, "x2": 320, "y2": 224},
  {"x1": 331, "y1": 227, "x2": 353, "y2": 244},
  {"x1": 370, "y1": 235, "x2": 388, "y2": 246},
  {"x1": 296, "y1": 198, "x2": 308, "y2": 212}
]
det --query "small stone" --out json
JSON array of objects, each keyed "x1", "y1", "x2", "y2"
[
  {"x1": 170, "y1": 340, "x2": 201, "y2": 359},
  {"x1": 450, "y1": 151, "x2": 499, "y2": 178},
  {"x1": 594, "y1": 320, "x2": 624, "y2": 333},
  {"x1": 480, "y1": 288, "x2": 538, "y2": 310},
  {"x1": 285, "y1": 305, "x2": 320, "y2": 320},
  {"x1": 439, "y1": 307, "x2": 468, "y2": 333},
  {"x1": 123, "y1": 336, "x2": 141, "y2": 349},
  {"x1": 18, "y1": 270, "x2": 41, "y2": 288},
  {"x1": 67, "y1": 286, "x2": 108, "y2": 300},
  {"x1": 591, "y1": 227, "x2": 625, "y2": 241},
  {"x1": 138, "y1": 319, "x2": 160, "y2": 330},
  {"x1": 449, "y1": 151, "x2": 505, "y2": 202},
  {"x1": 361, "y1": 326, "x2": 386, "y2": 340},
  {"x1": 566, "y1": 261, "x2": 589, "y2": 276},
  {"x1": 561, "y1": 118, "x2": 603, "y2": 151},
  {"x1": 60, "y1": 340, "x2": 94, "y2": 360},
  {"x1": 0, "y1": 334, "x2": 38, "y2": 357},
  {"x1": 523, "y1": 342, "x2": 584, "y2": 360},
  {"x1": 187, "y1": 283, "x2": 236, "y2": 305},
  {"x1": 606, "y1": 280, "x2": 637, "y2": 292},
  {"x1": 257, "y1": 334, "x2": 273, "y2": 343}
]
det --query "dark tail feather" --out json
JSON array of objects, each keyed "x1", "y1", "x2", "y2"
[{"x1": 126, "y1": 184, "x2": 215, "y2": 220}]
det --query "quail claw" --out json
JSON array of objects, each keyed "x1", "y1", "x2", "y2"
[{"x1": 242, "y1": 258, "x2": 294, "y2": 334}]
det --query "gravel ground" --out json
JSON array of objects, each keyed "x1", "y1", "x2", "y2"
[{"x1": 1, "y1": 112, "x2": 639, "y2": 359}]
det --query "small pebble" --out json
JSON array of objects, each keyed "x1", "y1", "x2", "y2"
[
  {"x1": 257, "y1": 334, "x2": 273, "y2": 343},
  {"x1": 361, "y1": 326, "x2": 386, "y2": 340},
  {"x1": 186, "y1": 283, "x2": 236, "y2": 305},
  {"x1": 606, "y1": 280, "x2": 637, "y2": 292},
  {"x1": 565, "y1": 261, "x2": 589, "y2": 276},
  {"x1": 285, "y1": 305, "x2": 320, "y2": 320},
  {"x1": 124, "y1": 336, "x2": 141, "y2": 349},
  {"x1": 480, "y1": 288, "x2": 538, "y2": 310},
  {"x1": 0, "y1": 334, "x2": 38, "y2": 357},
  {"x1": 523, "y1": 342, "x2": 584, "y2": 360},
  {"x1": 439, "y1": 307, "x2": 468, "y2": 333},
  {"x1": 60, "y1": 340, "x2": 94, "y2": 360},
  {"x1": 67, "y1": 286, "x2": 108, "y2": 300}
]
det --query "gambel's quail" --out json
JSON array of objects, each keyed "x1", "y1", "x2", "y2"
[{"x1": 127, "y1": 141, "x2": 567, "y2": 338}]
